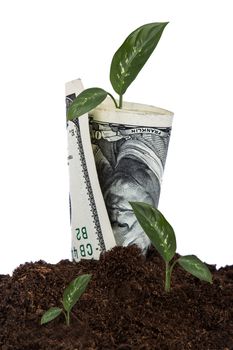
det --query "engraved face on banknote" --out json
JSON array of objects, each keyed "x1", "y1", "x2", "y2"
[{"x1": 90, "y1": 118, "x2": 171, "y2": 253}]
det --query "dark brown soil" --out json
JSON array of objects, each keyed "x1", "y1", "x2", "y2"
[{"x1": 0, "y1": 246, "x2": 233, "y2": 350}]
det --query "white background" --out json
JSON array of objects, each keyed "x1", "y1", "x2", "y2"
[{"x1": 0, "y1": 0, "x2": 232, "y2": 274}]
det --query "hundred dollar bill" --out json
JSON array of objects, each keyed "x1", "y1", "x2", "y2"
[
  {"x1": 89, "y1": 98, "x2": 173, "y2": 254},
  {"x1": 66, "y1": 79, "x2": 116, "y2": 262}
]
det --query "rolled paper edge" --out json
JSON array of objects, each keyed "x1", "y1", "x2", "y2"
[{"x1": 91, "y1": 97, "x2": 174, "y2": 128}]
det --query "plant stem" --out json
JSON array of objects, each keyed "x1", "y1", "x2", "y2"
[
  {"x1": 67, "y1": 311, "x2": 70, "y2": 326},
  {"x1": 63, "y1": 310, "x2": 70, "y2": 326},
  {"x1": 169, "y1": 259, "x2": 178, "y2": 276},
  {"x1": 165, "y1": 262, "x2": 171, "y2": 292},
  {"x1": 107, "y1": 93, "x2": 118, "y2": 109},
  {"x1": 164, "y1": 260, "x2": 177, "y2": 292},
  {"x1": 119, "y1": 94, "x2": 123, "y2": 108}
]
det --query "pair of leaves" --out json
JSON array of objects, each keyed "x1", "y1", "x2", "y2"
[
  {"x1": 130, "y1": 202, "x2": 212, "y2": 284},
  {"x1": 67, "y1": 22, "x2": 168, "y2": 121},
  {"x1": 41, "y1": 274, "x2": 92, "y2": 325}
]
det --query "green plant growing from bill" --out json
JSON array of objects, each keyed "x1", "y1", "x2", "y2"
[
  {"x1": 129, "y1": 202, "x2": 213, "y2": 292},
  {"x1": 41, "y1": 274, "x2": 91, "y2": 326},
  {"x1": 67, "y1": 22, "x2": 168, "y2": 120}
]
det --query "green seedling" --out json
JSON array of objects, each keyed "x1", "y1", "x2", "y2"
[
  {"x1": 41, "y1": 274, "x2": 91, "y2": 326},
  {"x1": 67, "y1": 22, "x2": 168, "y2": 120},
  {"x1": 129, "y1": 202, "x2": 212, "y2": 292}
]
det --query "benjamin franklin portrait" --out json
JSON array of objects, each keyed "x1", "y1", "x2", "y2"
[{"x1": 91, "y1": 122, "x2": 171, "y2": 253}]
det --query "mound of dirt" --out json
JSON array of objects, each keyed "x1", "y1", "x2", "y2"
[{"x1": 0, "y1": 245, "x2": 233, "y2": 349}]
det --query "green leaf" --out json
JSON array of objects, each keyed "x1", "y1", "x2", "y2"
[
  {"x1": 40, "y1": 307, "x2": 62, "y2": 325},
  {"x1": 67, "y1": 88, "x2": 107, "y2": 120},
  {"x1": 178, "y1": 255, "x2": 213, "y2": 283},
  {"x1": 110, "y1": 22, "x2": 168, "y2": 96},
  {"x1": 129, "y1": 202, "x2": 176, "y2": 262},
  {"x1": 63, "y1": 274, "x2": 92, "y2": 312}
]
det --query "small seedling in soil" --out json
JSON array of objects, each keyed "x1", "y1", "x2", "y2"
[
  {"x1": 67, "y1": 22, "x2": 168, "y2": 119},
  {"x1": 41, "y1": 274, "x2": 91, "y2": 326},
  {"x1": 130, "y1": 202, "x2": 212, "y2": 292}
]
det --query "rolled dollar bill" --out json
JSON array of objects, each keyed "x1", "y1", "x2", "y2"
[
  {"x1": 66, "y1": 78, "x2": 174, "y2": 259},
  {"x1": 89, "y1": 98, "x2": 174, "y2": 254},
  {"x1": 66, "y1": 79, "x2": 116, "y2": 262}
]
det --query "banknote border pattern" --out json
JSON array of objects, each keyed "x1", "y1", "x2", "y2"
[{"x1": 72, "y1": 118, "x2": 106, "y2": 252}]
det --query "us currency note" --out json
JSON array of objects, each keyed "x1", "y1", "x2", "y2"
[
  {"x1": 66, "y1": 78, "x2": 173, "y2": 257},
  {"x1": 66, "y1": 79, "x2": 116, "y2": 262},
  {"x1": 89, "y1": 100, "x2": 173, "y2": 254}
]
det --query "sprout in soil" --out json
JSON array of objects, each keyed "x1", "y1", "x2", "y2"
[
  {"x1": 40, "y1": 274, "x2": 92, "y2": 326},
  {"x1": 129, "y1": 202, "x2": 213, "y2": 292},
  {"x1": 67, "y1": 22, "x2": 168, "y2": 120}
]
